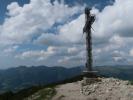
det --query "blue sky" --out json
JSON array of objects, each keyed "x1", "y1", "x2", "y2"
[
  {"x1": 0, "y1": 0, "x2": 30, "y2": 24},
  {"x1": 1, "y1": 0, "x2": 133, "y2": 69}
]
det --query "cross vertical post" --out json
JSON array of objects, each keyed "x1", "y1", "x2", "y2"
[{"x1": 83, "y1": 7, "x2": 95, "y2": 72}]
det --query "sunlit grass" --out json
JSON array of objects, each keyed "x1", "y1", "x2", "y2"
[{"x1": 25, "y1": 87, "x2": 56, "y2": 100}]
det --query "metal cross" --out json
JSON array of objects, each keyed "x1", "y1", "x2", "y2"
[{"x1": 83, "y1": 7, "x2": 95, "y2": 71}]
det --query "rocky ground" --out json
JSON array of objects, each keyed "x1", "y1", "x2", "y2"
[{"x1": 52, "y1": 78, "x2": 133, "y2": 100}]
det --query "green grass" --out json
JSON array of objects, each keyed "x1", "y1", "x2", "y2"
[
  {"x1": 0, "y1": 86, "x2": 56, "y2": 100},
  {"x1": 129, "y1": 81, "x2": 133, "y2": 85},
  {"x1": 24, "y1": 87, "x2": 56, "y2": 100}
]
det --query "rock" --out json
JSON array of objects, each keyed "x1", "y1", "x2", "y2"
[
  {"x1": 81, "y1": 77, "x2": 133, "y2": 100},
  {"x1": 53, "y1": 77, "x2": 133, "y2": 100},
  {"x1": 116, "y1": 82, "x2": 120, "y2": 85}
]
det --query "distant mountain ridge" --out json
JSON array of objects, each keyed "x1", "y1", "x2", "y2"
[
  {"x1": 95, "y1": 65, "x2": 133, "y2": 80},
  {"x1": 0, "y1": 65, "x2": 133, "y2": 93},
  {"x1": 0, "y1": 65, "x2": 82, "y2": 93}
]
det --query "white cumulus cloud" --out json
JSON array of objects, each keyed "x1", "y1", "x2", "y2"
[
  {"x1": 1, "y1": 0, "x2": 133, "y2": 68},
  {"x1": 0, "y1": 0, "x2": 83, "y2": 45}
]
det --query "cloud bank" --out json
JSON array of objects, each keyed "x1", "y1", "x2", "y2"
[{"x1": 0, "y1": 0, "x2": 133, "y2": 68}]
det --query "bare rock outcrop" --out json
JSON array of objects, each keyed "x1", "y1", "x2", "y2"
[{"x1": 53, "y1": 77, "x2": 133, "y2": 100}]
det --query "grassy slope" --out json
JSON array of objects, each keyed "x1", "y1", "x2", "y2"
[
  {"x1": 0, "y1": 65, "x2": 133, "y2": 100},
  {"x1": 24, "y1": 87, "x2": 56, "y2": 100}
]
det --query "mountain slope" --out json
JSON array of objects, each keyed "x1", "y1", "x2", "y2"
[
  {"x1": 0, "y1": 65, "x2": 133, "y2": 93},
  {"x1": 95, "y1": 65, "x2": 133, "y2": 80},
  {"x1": 51, "y1": 78, "x2": 133, "y2": 100},
  {"x1": 0, "y1": 66, "x2": 82, "y2": 93}
]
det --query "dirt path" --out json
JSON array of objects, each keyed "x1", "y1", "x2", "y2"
[{"x1": 52, "y1": 81, "x2": 88, "y2": 100}]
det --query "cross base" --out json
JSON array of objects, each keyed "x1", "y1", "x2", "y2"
[{"x1": 82, "y1": 70, "x2": 98, "y2": 78}]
